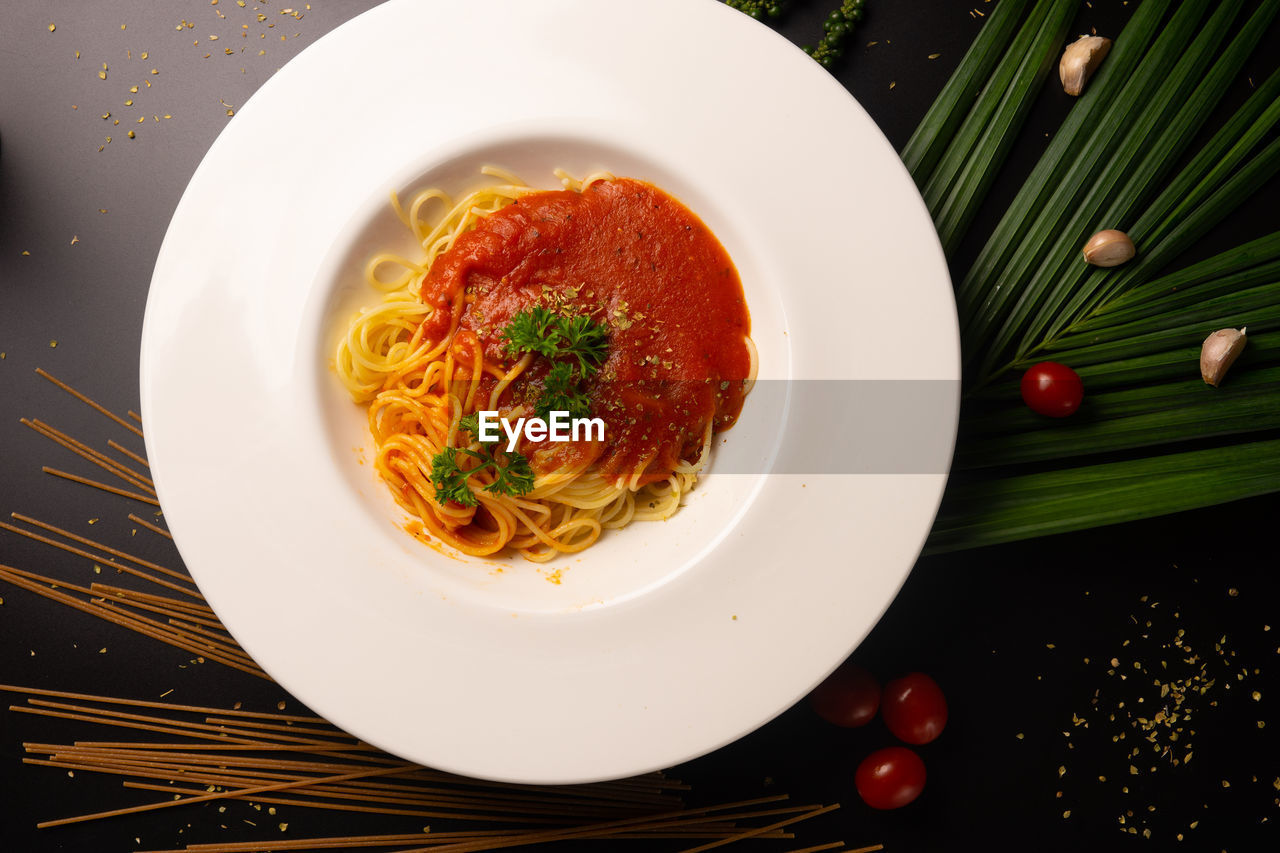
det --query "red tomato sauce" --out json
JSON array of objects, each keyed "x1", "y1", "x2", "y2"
[{"x1": 417, "y1": 177, "x2": 752, "y2": 484}]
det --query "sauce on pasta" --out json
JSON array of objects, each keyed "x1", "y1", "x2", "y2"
[{"x1": 416, "y1": 178, "x2": 752, "y2": 485}]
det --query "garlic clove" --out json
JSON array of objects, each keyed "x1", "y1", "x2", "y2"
[
  {"x1": 1060, "y1": 35, "x2": 1112, "y2": 96},
  {"x1": 1200, "y1": 327, "x2": 1247, "y2": 387},
  {"x1": 1082, "y1": 229, "x2": 1136, "y2": 267}
]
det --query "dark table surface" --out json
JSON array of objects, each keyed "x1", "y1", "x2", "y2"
[{"x1": 2, "y1": 2, "x2": 1277, "y2": 852}]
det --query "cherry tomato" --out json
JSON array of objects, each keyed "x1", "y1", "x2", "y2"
[
  {"x1": 1020, "y1": 361, "x2": 1084, "y2": 417},
  {"x1": 808, "y1": 662, "x2": 880, "y2": 728},
  {"x1": 855, "y1": 746, "x2": 926, "y2": 809},
  {"x1": 881, "y1": 672, "x2": 948, "y2": 745}
]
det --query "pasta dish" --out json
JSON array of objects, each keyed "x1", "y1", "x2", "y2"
[{"x1": 336, "y1": 168, "x2": 754, "y2": 560}]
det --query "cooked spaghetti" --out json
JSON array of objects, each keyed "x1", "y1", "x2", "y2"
[{"x1": 336, "y1": 168, "x2": 754, "y2": 561}]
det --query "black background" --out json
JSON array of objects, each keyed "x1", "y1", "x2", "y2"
[{"x1": 2, "y1": 2, "x2": 1277, "y2": 852}]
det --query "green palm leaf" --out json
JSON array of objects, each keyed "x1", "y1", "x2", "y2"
[
  {"x1": 927, "y1": 439, "x2": 1280, "y2": 554},
  {"x1": 903, "y1": 0, "x2": 1280, "y2": 552}
]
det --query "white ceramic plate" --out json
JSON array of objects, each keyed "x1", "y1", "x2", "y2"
[{"x1": 142, "y1": 0, "x2": 958, "y2": 784}]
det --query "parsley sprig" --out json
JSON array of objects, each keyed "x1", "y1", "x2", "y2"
[
  {"x1": 537, "y1": 361, "x2": 592, "y2": 421},
  {"x1": 502, "y1": 306, "x2": 609, "y2": 376},
  {"x1": 501, "y1": 306, "x2": 608, "y2": 422},
  {"x1": 456, "y1": 412, "x2": 493, "y2": 443},
  {"x1": 430, "y1": 443, "x2": 534, "y2": 507}
]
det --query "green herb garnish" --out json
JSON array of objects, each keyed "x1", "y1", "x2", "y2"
[
  {"x1": 429, "y1": 445, "x2": 535, "y2": 507},
  {"x1": 456, "y1": 411, "x2": 497, "y2": 443},
  {"x1": 500, "y1": 306, "x2": 608, "y2": 423},
  {"x1": 536, "y1": 361, "x2": 592, "y2": 421},
  {"x1": 502, "y1": 306, "x2": 608, "y2": 376}
]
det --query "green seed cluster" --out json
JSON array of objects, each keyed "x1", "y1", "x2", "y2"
[
  {"x1": 723, "y1": 0, "x2": 789, "y2": 20},
  {"x1": 723, "y1": 0, "x2": 867, "y2": 69},
  {"x1": 804, "y1": 0, "x2": 867, "y2": 68}
]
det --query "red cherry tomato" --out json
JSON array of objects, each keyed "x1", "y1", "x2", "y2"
[
  {"x1": 855, "y1": 746, "x2": 926, "y2": 809},
  {"x1": 881, "y1": 672, "x2": 948, "y2": 745},
  {"x1": 1020, "y1": 361, "x2": 1084, "y2": 417},
  {"x1": 808, "y1": 662, "x2": 880, "y2": 727}
]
